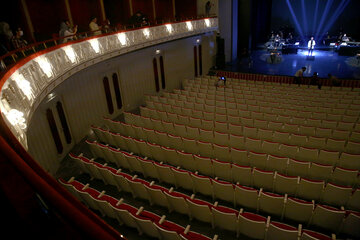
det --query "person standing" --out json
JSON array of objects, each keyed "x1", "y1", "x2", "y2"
[
  {"x1": 205, "y1": 1, "x2": 213, "y2": 16},
  {"x1": 294, "y1": 67, "x2": 306, "y2": 85},
  {"x1": 308, "y1": 36, "x2": 315, "y2": 56}
]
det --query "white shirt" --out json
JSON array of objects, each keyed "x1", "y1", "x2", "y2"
[
  {"x1": 89, "y1": 22, "x2": 101, "y2": 35},
  {"x1": 308, "y1": 39, "x2": 315, "y2": 49}
]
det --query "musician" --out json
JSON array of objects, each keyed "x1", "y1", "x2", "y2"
[
  {"x1": 274, "y1": 34, "x2": 281, "y2": 48},
  {"x1": 342, "y1": 33, "x2": 350, "y2": 42},
  {"x1": 308, "y1": 37, "x2": 315, "y2": 56}
]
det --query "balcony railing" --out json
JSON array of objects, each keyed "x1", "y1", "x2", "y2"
[{"x1": 0, "y1": 17, "x2": 218, "y2": 149}]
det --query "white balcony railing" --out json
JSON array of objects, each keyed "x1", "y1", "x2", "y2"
[{"x1": 0, "y1": 18, "x2": 218, "y2": 149}]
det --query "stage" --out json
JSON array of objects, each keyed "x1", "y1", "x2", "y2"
[{"x1": 223, "y1": 48, "x2": 360, "y2": 80}]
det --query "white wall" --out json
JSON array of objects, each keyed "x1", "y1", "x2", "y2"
[{"x1": 26, "y1": 33, "x2": 216, "y2": 174}]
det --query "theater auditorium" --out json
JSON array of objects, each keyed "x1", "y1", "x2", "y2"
[{"x1": 0, "y1": 0, "x2": 359, "y2": 239}]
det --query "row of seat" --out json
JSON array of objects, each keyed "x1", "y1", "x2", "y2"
[
  {"x1": 169, "y1": 89, "x2": 360, "y2": 117},
  {"x1": 176, "y1": 86, "x2": 360, "y2": 112},
  {"x1": 115, "y1": 114, "x2": 360, "y2": 171},
  {"x1": 67, "y1": 154, "x2": 358, "y2": 239},
  {"x1": 59, "y1": 178, "x2": 216, "y2": 240},
  {"x1": 86, "y1": 136, "x2": 360, "y2": 212},
  {"x1": 149, "y1": 94, "x2": 360, "y2": 130},
  {"x1": 145, "y1": 97, "x2": 360, "y2": 140},
  {"x1": 187, "y1": 75, "x2": 360, "y2": 90},
  {"x1": 95, "y1": 123, "x2": 360, "y2": 188},
  {"x1": 184, "y1": 77, "x2": 360, "y2": 99},
  {"x1": 138, "y1": 106, "x2": 360, "y2": 153}
]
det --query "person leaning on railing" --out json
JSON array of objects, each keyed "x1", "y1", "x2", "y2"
[{"x1": 11, "y1": 28, "x2": 27, "y2": 50}]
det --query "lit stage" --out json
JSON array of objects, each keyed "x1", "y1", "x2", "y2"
[{"x1": 225, "y1": 48, "x2": 360, "y2": 80}]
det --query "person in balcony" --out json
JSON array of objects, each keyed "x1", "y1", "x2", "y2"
[
  {"x1": 11, "y1": 28, "x2": 27, "y2": 50},
  {"x1": 59, "y1": 20, "x2": 77, "y2": 43},
  {"x1": 89, "y1": 17, "x2": 102, "y2": 36}
]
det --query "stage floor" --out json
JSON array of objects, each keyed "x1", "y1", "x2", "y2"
[{"x1": 223, "y1": 48, "x2": 360, "y2": 79}]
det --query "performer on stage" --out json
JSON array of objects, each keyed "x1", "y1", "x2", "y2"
[{"x1": 308, "y1": 37, "x2": 315, "y2": 56}]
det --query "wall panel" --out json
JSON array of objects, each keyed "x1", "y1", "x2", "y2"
[
  {"x1": 25, "y1": 0, "x2": 67, "y2": 41},
  {"x1": 27, "y1": 33, "x2": 216, "y2": 175}
]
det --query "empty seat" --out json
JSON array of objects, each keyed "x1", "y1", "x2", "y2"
[
  {"x1": 213, "y1": 159, "x2": 232, "y2": 181},
  {"x1": 331, "y1": 167, "x2": 358, "y2": 187},
  {"x1": 274, "y1": 172, "x2": 299, "y2": 196},
  {"x1": 245, "y1": 137, "x2": 262, "y2": 153},
  {"x1": 317, "y1": 149, "x2": 339, "y2": 166},
  {"x1": 258, "y1": 191, "x2": 285, "y2": 217},
  {"x1": 229, "y1": 134, "x2": 245, "y2": 149},
  {"x1": 347, "y1": 188, "x2": 360, "y2": 211},
  {"x1": 262, "y1": 140, "x2": 279, "y2": 156},
  {"x1": 257, "y1": 128, "x2": 273, "y2": 141},
  {"x1": 172, "y1": 168, "x2": 193, "y2": 191},
  {"x1": 213, "y1": 179, "x2": 235, "y2": 203},
  {"x1": 252, "y1": 168, "x2": 274, "y2": 191},
  {"x1": 238, "y1": 211, "x2": 268, "y2": 239},
  {"x1": 243, "y1": 126, "x2": 258, "y2": 139},
  {"x1": 315, "y1": 127, "x2": 333, "y2": 138},
  {"x1": 296, "y1": 178, "x2": 324, "y2": 201},
  {"x1": 234, "y1": 185, "x2": 258, "y2": 210},
  {"x1": 307, "y1": 162, "x2": 333, "y2": 181},
  {"x1": 197, "y1": 141, "x2": 214, "y2": 159},
  {"x1": 290, "y1": 134, "x2": 308, "y2": 146},
  {"x1": 230, "y1": 147, "x2": 248, "y2": 166},
  {"x1": 283, "y1": 197, "x2": 314, "y2": 224},
  {"x1": 266, "y1": 221, "x2": 300, "y2": 240},
  {"x1": 191, "y1": 174, "x2": 213, "y2": 197},
  {"x1": 340, "y1": 212, "x2": 360, "y2": 238},
  {"x1": 297, "y1": 146, "x2": 318, "y2": 163},
  {"x1": 194, "y1": 155, "x2": 213, "y2": 177},
  {"x1": 279, "y1": 144, "x2": 298, "y2": 159},
  {"x1": 177, "y1": 151, "x2": 196, "y2": 172},
  {"x1": 186, "y1": 198, "x2": 213, "y2": 224},
  {"x1": 321, "y1": 183, "x2": 353, "y2": 207},
  {"x1": 310, "y1": 204, "x2": 345, "y2": 231},
  {"x1": 300, "y1": 229, "x2": 334, "y2": 240},
  {"x1": 345, "y1": 141, "x2": 360, "y2": 154},
  {"x1": 248, "y1": 151, "x2": 268, "y2": 169},
  {"x1": 212, "y1": 206, "x2": 239, "y2": 235},
  {"x1": 182, "y1": 137, "x2": 199, "y2": 155},
  {"x1": 214, "y1": 131, "x2": 229, "y2": 146},
  {"x1": 325, "y1": 138, "x2": 346, "y2": 152},
  {"x1": 267, "y1": 154, "x2": 288, "y2": 173},
  {"x1": 232, "y1": 164, "x2": 252, "y2": 186},
  {"x1": 273, "y1": 131, "x2": 290, "y2": 144},
  {"x1": 338, "y1": 152, "x2": 360, "y2": 170}
]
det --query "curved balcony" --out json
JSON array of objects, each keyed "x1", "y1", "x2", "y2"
[{"x1": 0, "y1": 17, "x2": 218, "y2": 149}]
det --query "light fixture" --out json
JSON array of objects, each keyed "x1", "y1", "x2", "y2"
[
  {"x1": 196, "y1": 39, "x2": 201, "y2": 44},
  {"x1": 143, "y1": 28, "x2": 150, "y2": 38},
  {"x1": 12, "y1": 71, "x2": 33, "y2": 101},
  {"x1": 34, "y1": 56, "x2": 53, "y2": 78},
  {"x1": 165, "y1": 24, "x2": 173, "y2": 34},
  {"x1": 204, "y1": 19, "x2": 210, "y2": 27},
  {"x1": 88, "y1": 39, "x2": 100, "y2": 53},
  {"x1": 62, "y1": 46, "x2": 76, "y2": 63},
  {"x1": 117, "y1": 32, "x2": 128, "y2": 46},
  {"x1": 5, "y1": 109, "x2": 27, "y2": 129},
  {"x1": 155, "y1": 49, "x2": 161, "y2": 55},
  {"x1": 186, "y1": 21, "x2": 193, "y2": 31}
]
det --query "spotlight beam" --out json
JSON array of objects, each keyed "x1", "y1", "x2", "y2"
[
  {"x1": 286, "y1": 0, "x2": 304, "y2": 40},
  {"x1": 315, "y1": 0, "x2": 334, "y2": 40},
  {"x1": 312, "y1": 0, "x2": 319, "y2": 36},
  {"x1": 319, "y1": 0, "x2": 350, "y2": 39},
  {"x1": 301, "y1": 0, "x2": 308, "y2": 36}
]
